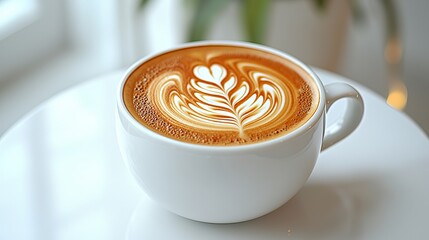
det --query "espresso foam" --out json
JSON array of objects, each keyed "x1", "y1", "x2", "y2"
[{"x1": 123, "y1": 45, "x2": 319, "y2": 145}]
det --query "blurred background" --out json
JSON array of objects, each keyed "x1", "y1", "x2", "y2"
[{"x1": 0, "y1": 0, "x2": 428, "y2": 136}]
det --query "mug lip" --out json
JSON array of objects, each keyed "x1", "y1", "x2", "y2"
[{"x1": 117, "y1": 40, "x2": 326, "y2": 152}]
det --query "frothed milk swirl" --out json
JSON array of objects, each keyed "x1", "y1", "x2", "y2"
[{"x1": 123, "y1": 45, "x2": 319, "y2": 145}]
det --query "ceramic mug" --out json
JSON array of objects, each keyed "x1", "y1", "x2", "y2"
[{"x1": 116, "y1": 41, "x2": 364, "y2": 223}]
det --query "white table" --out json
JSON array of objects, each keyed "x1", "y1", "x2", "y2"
[{"x1": 1, "y1": 70, "x2": 428, "y2": 240}]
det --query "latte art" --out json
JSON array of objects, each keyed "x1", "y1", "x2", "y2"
[
  {"x1": 150, "y1": 64, "x2": 289, "y2": 139},
  {"x1": 123, "y1": 45, "x2": 319, "y2": 145}
]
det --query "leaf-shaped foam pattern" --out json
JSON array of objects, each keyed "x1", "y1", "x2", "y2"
[
  {"x1": 149, "y1": 63, "x2": 294, "y2": 138},
  {"x1": 125, "y1": 45, "x2": 319, "y2": 145}
]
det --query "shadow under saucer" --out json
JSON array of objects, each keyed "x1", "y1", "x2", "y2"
[{"x1": 126, "y1": 178, "x2": 383, "y2": 240}]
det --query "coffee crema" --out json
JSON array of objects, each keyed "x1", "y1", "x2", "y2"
[{"x1": 123, "y1": 45, "x2": 319, "y2": 145}]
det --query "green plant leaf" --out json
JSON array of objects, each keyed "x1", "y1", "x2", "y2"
[
  {"x1": 242, "y1": 0, "x2": 270, "y2": 44},
  {"x1": 138, "y1": 0, "x2": 151, "y2": 9},
  {"x1": 188, "y1": 0, "x2": 230, "y2": 42},
  {"x1": 314, "y1": 0, "x2": 328, "y2": 11}
]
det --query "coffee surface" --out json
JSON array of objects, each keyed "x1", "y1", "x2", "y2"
[{"x1": 123, "y1": 45, "x2": 319, "y2": 145}]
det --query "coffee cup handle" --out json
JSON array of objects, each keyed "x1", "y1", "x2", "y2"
[{"x1": 321, "y1": 82, "x2": 364, "y2": 151}]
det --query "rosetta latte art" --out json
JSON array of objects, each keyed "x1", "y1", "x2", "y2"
[
  {"x1": 149, "y1": 64, "x2": 292, "y2": 138},
  {"x1": 124, "y1": 45, "x2": 318, "y2": 145}
]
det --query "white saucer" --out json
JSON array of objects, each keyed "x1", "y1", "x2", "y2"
[{"x1": 1, "y1": 70, "x2": 428, "y2": 239}]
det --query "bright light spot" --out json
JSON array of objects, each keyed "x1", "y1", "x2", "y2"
[{"x1": 387, "y1": 82, "x2": 407, "y2": 110}]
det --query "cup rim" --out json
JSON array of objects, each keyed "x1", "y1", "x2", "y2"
[{"x1": 117, "y1": 40, "x2": 326, "y2": 152}]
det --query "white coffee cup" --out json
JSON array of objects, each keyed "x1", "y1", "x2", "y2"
[{"x1": 116, "y1": 41, "x2": 364, "y2": 223}]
